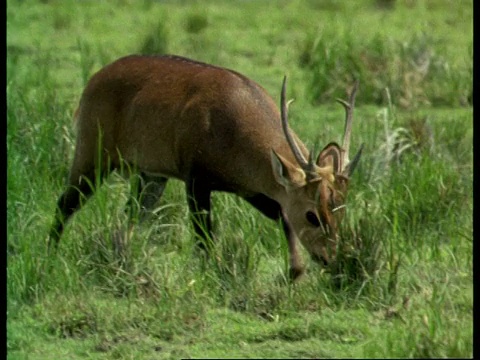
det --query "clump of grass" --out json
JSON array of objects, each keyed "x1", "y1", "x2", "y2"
[
  {"x1": 76, "y1": 39, "x2": 96, "y2": 87},
  {"x1": 305, "y1": 0, "x2": 347, "y2": 11},
  {"x1": 185, "y1": 12, "x2": 209, "y2": 34},
  {"x1": 7, "y1": 241, "x2": 47, "y2": 305},
  {"x1": 42, "y1": 287, "x2": 208, "y2": 346},
  {"x1": 50, "y1": 310, "x2": 98, "y2": 339},
  {"x1": 369, "y1": 104, "x2": 470, "y2": 250},
  {"x1": 206, "y1": 222, "x2": 265, "y2": 309},
  {"x1": 328, "y1": 199, "x2": 398, "y2": 305},
  {"x1": 52, "y1": 6, "x2": 72, "y2": 30},
  {"x1": 7, "y1": 52, "x2": 73, "y2": 181},
  {"x1": 377, "y1": 108, "x2": 434, "y2": 166},
  {"x1": 366, "y1": 283, "x2": 473, "y2": 358},
  {"x1": 139, "y1": 21, "x2": 169, "y2": 55},
  {"x1": 300, "y1": 30, "x2": 471, "y2": 108},
  {"x1": 374, "y1": 0, "x2": 396, "y2": 10},
  {"x1": 59, "y1": 172, "x2": 183, "y2": 299}
]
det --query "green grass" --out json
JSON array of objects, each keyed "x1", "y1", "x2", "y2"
[{"x1": 7, "y1": 0, "x2": 472, "y2": 358}]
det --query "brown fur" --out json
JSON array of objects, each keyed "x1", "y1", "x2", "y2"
[{"x1": 49, "y1": 55, "x2": 362, "y2": 280}]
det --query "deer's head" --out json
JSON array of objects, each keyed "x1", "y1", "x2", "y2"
[{"x1": 271, "y1": 77, "x2": 363, "y2": 265}]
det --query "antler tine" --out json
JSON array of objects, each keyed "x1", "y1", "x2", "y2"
[
  {"x1": 336, "y1": 80, "x2": 359, "y2": 168},
  {"x1": 280, "y1": 76, "x2": 310, "y2": 172}
]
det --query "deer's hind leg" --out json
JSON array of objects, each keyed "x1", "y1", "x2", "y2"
[
  {"x1": 126, "y1": 172, "x2": 168, "y2": 222},
  {"x1": 48, "y1": 147, "x2": 111, "y2": 251}
]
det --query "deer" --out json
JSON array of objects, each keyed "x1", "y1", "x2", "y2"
[{"x1": 48, "y1": 54, "x2": 363, "y2": 280}]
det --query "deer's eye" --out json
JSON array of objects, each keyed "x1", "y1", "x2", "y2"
[{"x1": 306, "y1": 211, "x2": 321, "y2": 227}]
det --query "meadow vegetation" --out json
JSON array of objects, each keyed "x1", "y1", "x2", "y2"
[{"x1": 7, "y1": 0, "x2": 472, "y2": 358}]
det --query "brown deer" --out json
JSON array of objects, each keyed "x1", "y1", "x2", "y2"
[{"x1": 48, "y1": 55, "x2": 363, "y2": 280}]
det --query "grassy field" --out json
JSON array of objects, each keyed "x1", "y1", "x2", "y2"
[{"x1": 7, "y1": 0, "x2": 472, "y2": 358}]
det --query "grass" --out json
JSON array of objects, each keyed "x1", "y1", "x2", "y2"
[
  {"x1": 301, "y1": 28, "x2": 472, "y2": 108},
  {"x1": 7, "y1": 0, "x2": 472, "y2": 358}
]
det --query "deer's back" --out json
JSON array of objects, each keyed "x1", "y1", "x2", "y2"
[{"x1": 75, "y1": 55, "x2": 288, "y2": 191}]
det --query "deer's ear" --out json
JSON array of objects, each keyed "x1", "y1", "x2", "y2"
[
  {"x1": 270, "y1": 150, "x2": 306, "y2": 191},
  {"x1": 342, "y1": 144, "x2": 364, "y2": 177},
  {"x1": 316, "y1": 142, "x2": 342, "y2": 174}
]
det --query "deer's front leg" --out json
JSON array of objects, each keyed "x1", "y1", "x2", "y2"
[
  {"x1": 186, "y1": 177, "x2": 213, "y2": 252},
  {"x1": 281, "y1": 215, "x2": 305, "y2": 281}
]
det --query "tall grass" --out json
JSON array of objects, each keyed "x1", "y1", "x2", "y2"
[
  {"x1": 301, "y1": 30, "x2": 472, "y2": 108},
  {"x1": 139, "y1": 20, "x2": 169, "y2": 55}
]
